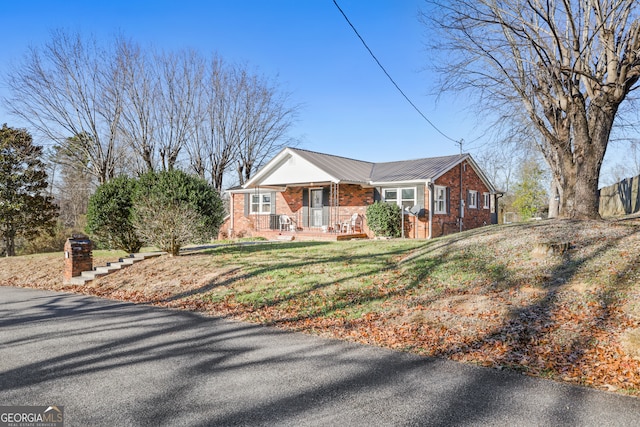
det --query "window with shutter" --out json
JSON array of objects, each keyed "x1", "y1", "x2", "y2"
[
  {"x1": 468, "y1": 190, "x2": 478, "y2": 209},
  {"x1": 249, "y1": 192, "x2": 272, "y2": 214},
  {"x1": 483, "y1": 193, "x2": 490, "y2": 209},
  {"x1": 434, "y1": 185, "x2": 448, "y2": 214}
]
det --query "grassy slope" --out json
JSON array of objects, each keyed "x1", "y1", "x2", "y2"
[{"x1": 2, "y1": 219, "x2": 640, "y2": 395}]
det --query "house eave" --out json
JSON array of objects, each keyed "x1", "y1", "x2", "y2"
[
  {"x1": 244, "y1": 179, "x2": 372, "y2": 189},
  {"x1": 430, "y1": 154, "x2": 497, "y2": 193},
  {"x1": 227, "y1": 186, "x2": 287, "y2": 194},
  {"x1": 369, "y1": 179, "x2": 432, "y2": 187},
  {"x1": 243, "y1": 147, "x2": 344, "y2": 189},
  {"x1": 337, "y1": 180, "x2": 373, "y2": 187}
]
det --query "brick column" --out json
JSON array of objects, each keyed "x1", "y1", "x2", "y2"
[{"x1": 63, "y1": 234, "x2": 93, "y2": 283}]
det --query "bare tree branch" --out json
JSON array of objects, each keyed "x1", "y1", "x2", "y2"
[
  {"x1": 155, "y1": 49, "x2": 203, "y2": 171},
  {"x1": 425, "y1": 0, "x2": 640, "y2": 218},
  {"x1": 4, "y1": 31, "x2": 300, "y2": 191},
  {"x1": 4, "y1": 30, "x2": 126, "y2": 184},
  {"x1": 235, "y1": 70, "x2": 300, "y2": 185}
]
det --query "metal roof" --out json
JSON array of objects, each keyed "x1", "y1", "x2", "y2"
[
  {"x1": 240, "y1": 147, "x2": 494, "y2": 192},
  {"x1": 289, "y1": 148, "x2": 374, "y2": 183},
  {"x1": 370, "y1": 154, "x2": 467, "y2": 182},
  {"x1": 291, "y1": 149, "x2": 468, "y2": 183}
]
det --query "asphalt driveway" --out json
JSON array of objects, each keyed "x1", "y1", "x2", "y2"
[{"x1": 1, "y1": 286, "x2": 639, "y2": 426}]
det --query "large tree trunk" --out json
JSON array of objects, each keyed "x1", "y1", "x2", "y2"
[
  {"x1": 560, "y1": 159, "x2": 602, "y2": 219},
  {"x1": 556, "y1": 103, "x2": 614, "y2": 219}
]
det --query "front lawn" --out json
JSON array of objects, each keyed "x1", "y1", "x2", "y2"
[{"x1": 2, "y1": 219, "x2": 639, "y2": 395}]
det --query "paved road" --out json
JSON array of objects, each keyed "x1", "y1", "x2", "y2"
[{"x1": 1, "y1": 286, "x2": 639, "y2": 426}]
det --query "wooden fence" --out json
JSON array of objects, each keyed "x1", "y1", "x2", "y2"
[{"x1": 599, "y1": 175, "x2": 640, "y2": 217}]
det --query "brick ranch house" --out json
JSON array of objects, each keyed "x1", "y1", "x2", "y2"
[{"x1": 220, "y1": 147, "x2": 498, "y2": 240}]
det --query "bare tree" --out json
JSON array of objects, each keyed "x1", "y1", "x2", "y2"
[
  {"x1": 134, "y1": 199, "x2": 203, "y2": 256},
  {"x1": 117, "y1": 39, "x2": 159, "y2": 173},
  {"x1": 4, "y1": 30, "x2": 126, "y2": 184},
  {"x1": 117, "y1": 42, "x2": 208, "y2": 174},
  {"x1": 425, "y1": 0, "x2": 640, "y2": 219},
  {"x1": 475, "y1": 124, "x2": 540, "y2": 194},
  {"x1": 235, "y1": 70, "x2": 299, "y2": 185},
  {"x1": 186, "y1": 61, "x2": 299, "y2": 191},
  {"x1": 186, "y1": 57, "x2": 235, "y2": 191},
  {"x1": 50, "y1": 138, "x2": 95, "y2": 228},
  {"x1": 187, "y1": 59, "x2": 243, "y2": 191},
  {"x1": 155, "y1": 49, "x2": 204, "y2": 171},
  {"x1": 5, "y1": 31, "x2": 299, "y2": 190}
]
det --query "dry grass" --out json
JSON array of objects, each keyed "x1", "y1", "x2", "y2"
[
  {"x1": 0, "y1": 250, "x2": 128, "y2": 290},
  {"x1": 2, "y1": 218, "x2": 640, "y2": 395}
]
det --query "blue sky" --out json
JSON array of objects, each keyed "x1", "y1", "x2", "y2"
[
  {"x1": 0, "y1": 0, "x2": 631, "y2": 184},
  {"x1": 0, "y1": 0, "x2": 475, "y2": 162}
]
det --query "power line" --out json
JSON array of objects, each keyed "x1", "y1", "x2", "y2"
[{"x1": 332, "y1": 0, "x2": 460, "y2": 145}]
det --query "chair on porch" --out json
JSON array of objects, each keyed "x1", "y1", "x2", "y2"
[
  {"x1": 341, "y1": 213, "x2": 363, "y2": 233},
  {"x1": 279, "y1": 214, "x2": 297, "y2": 232}
]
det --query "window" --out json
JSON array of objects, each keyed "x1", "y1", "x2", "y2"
[
  {"x1": 383, "y1": 187, "x2": 416, "y2": 210},
  {"x1": 468, "y1": 190, "x2": 478, "y2": 209},
  {"x1": 250, "y1": 193, "x2": 271, "y2": 214},
  {"x1": 311, "y1": 189, "x2": 323, "y2": 208},
  {"x1": 483, "y1": 193, "x2": 490, "y2": 209},
  {"x1": 434, "y1": 185, "x2": 448, "y2": 214},
  {"x1": 383, "y1": 189, "x2": 397, "y2": 204}
]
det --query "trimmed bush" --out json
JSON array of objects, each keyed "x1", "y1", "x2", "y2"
[
  {"x1": 133, "y1": 170, "x2": 224, "y2": 256},
  {"x1": 366, "y1": 202, "x2": 401, "y2": 238},
  {"x1": 87, "y1": 171, "x2": 224, "y2": 255},
  {"x1": 86, "y1": 175, "x2": 142, "y2": 253}
]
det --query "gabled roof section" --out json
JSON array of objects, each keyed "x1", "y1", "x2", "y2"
[
  {"x1": 239, "y1": 147, "x2": 496, "y2": 193},
  {"x1": 243, "y1": 147, "x2": 374, "y2": 188},
  {"x1": 371, "y1": 153, "x2": 496, "y2": 193},
  {"x1": 463, "y1": 155, "x2": 497, "y2": 193},
  {"x1": 370, "y1": 154, "x2": 466, "y2": 183},
  {"x1": 290, "y1": 148, "x2": 374, "y2": 183}
]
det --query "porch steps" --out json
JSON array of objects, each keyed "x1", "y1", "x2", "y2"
[
  {"x1": 67, "y1": 252, "x2": 164, "y2": 285},
  {"x1": 277, "y1": 235, "x2": 295, "y2": 241},
  {"x1": 336, "y1": 233, "x2": 368, "y2": 241}
]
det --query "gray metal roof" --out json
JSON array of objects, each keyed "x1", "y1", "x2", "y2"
[
  {"x1": 291, "y1": 148, "x2": 467, "y2": 183},
  {"x1": 370, "y1": 154, "x2": 466, "y2": 182},
  {"x1": 239, "y1": 147, "x2": 493, "y2": 192},
  {"x1": 289, "y1": 148, "x2": 374, "y2": 182}
]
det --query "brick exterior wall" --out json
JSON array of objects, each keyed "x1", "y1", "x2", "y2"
[
  {"x1": 220, "y1": 160, "x2": 492, "y2": 240},
  {"x1": 220, "y1": 185, "x2": 375, "y2": 238},
  {"x1": 431, "y1": 161, "x2": 492, "y2": 238},
  {"x1": 338, "y1": 184, "x2": 374, "y2": 210}
]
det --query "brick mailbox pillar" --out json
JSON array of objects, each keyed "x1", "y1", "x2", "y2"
[{"x1": 64, "y1": 234, "x2": 93, "y2": 283}]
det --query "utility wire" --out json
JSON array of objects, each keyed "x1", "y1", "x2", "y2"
[{"x1": 332, "y1": 0, "x2": 460, "y2": 145}]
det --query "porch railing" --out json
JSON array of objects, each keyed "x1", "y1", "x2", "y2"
[{"x1": 251, "y1": 213, "x2": 364, "y2": 233}]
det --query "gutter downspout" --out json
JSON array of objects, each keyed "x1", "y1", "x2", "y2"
[
  {"x1": 459, "y1": 159, "x2": 464, "y2": 233},
  {"x1": 428, "y1": 180, "x2": 433, "y2": 239},
  {"x1": 230, "y1": 193, "x2": 235, "y2": 236}
]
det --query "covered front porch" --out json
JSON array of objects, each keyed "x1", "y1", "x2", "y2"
[
  {"x1": 226, "y1": 148, "x2": 376, "y2": 241},
  {"x1": 247, "y1": 210, "x2": 368, "y2": 241}
]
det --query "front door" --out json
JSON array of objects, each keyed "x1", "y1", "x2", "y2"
[{"x1": 311, "y1": 189, "x2": 324, "y2": 227}]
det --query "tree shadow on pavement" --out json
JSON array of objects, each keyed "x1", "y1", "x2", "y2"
[{"x1": 1, "y1": 287, "x2": 640, "y2": 426}]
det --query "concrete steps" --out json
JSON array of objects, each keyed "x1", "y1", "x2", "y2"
[{"x1": 68, "y1": 252, "x2": 164, "y2": 285}]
